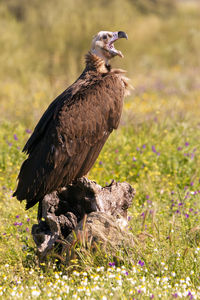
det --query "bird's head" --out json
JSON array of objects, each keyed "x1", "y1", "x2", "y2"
[{"x1": 91, "y1": 31, "x2": 128, "y2": 64}]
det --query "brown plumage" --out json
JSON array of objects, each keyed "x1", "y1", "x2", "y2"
[{"x1": 13, "y1": 30, "x2": 129, "y2": 209}]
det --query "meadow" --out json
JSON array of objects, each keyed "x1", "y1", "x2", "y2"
[{"x1": 0, "y1": 0, "x2": 200, "y2": 298}]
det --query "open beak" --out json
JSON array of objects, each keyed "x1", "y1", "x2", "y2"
[{"x1": 108, "y1": 31, "x2": 128, "y2": 58}]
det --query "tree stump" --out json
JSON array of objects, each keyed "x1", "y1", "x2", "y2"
[{"x1": 31, "y1": 177, "x2": 135, "y2": 261}]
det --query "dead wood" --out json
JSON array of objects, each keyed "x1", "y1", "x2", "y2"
[{"x1": 32, "y1": 177, "x2": 135, "y2": 261}]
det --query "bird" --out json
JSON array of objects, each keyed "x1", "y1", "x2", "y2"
[{"x1": 13, "y1": 30, "x2": 130, "y2": 210}]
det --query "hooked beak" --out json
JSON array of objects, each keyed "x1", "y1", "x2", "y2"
[
  {"x1": 118, "y1": 31, "x2": 128, "y2": 40},
  {"x1": 108, "y1": 31, "x2": 128, "y2": 58}
]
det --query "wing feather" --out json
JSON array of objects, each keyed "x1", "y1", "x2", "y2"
[{"x1": 23, "y1": 88, "x2": 73, "y2": 154}]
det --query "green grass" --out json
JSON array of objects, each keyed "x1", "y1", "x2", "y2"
[{"x1": 1, "y1": 0, "x2": 200, "y2": 299}]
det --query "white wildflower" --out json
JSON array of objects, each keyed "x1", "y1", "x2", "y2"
[
  {"x1": 31, "y1": 290, "x2": 40, "y2": 296},
  {"x1": 107, "y1": 268, "x2": 113, "y2": 272},
  {"x1": 155, "y1": 277, "x2": 160, "y2": 285},
  {"x1": 162, "y1": 277, "x2": 169, "y2": 283},
  {"x1": 141, "y1": 285, "x2": 146, "y2": 293},
  {"x1": 96, "y1": 267, "x2": 101, "y2": 272},
  {"x1": 31, "y1": 286, "x2": 36, "y2": 289},
  {"x1": 132, "y1": 266, "x2": 137, "y2": 273},
  {"x1": 186, "y1": 277, "x2": 191, "y2": 282},
  {"x1": 64, "y1": 285, "x2": 69, "y2": 293}
]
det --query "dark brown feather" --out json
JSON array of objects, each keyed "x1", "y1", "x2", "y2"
[{"x1": 13, "y1": 52, "x2": 127, "y2": 209}]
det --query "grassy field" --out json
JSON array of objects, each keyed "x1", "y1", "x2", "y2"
[{"x1": 1, "y1": 0, "x2": 200, "y2": 299}]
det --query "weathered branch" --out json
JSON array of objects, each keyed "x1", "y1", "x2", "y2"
[{"x1": 32, "y1": 178, "x2": 135, "y2": 261}]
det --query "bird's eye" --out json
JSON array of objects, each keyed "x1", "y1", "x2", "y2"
[{"x1": 102, "y1": 34, "x2": 107, "y2": 40}]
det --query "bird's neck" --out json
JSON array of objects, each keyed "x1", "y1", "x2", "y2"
[{"x1": 85, "y1": 52, "x2": 111, "y2": 73}]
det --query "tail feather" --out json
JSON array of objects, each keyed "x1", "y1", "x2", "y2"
[
  {"x1": 13, "y1": 187, "x2": 41, "y2": 210},
  {"x1": 25, "y1": 198, "x2": 41, "y2": 210}
]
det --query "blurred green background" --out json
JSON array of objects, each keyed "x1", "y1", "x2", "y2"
[{"x1": 0, "y1": 0, "x2": 200, "y2": 126}]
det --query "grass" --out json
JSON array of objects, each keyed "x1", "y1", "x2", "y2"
[{"x1": 0, "y1": 0, "x2": 200, "y2": 299}]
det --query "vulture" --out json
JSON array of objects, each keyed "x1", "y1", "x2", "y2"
[{"x1": 13, "y1": 30, "x2": 130, "y2": 209}]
